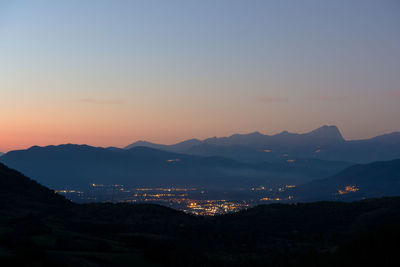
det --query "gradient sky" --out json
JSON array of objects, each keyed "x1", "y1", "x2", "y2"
[{"x1": 1, "y1": 0, "x2": 399, "y2": 152}]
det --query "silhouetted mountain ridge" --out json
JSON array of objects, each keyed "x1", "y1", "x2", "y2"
[
  {"x1": 0, "y1": 144, "x2": 352, "y2": 189},
  {"x1": 125, "y1": 125, "x2": 400, "y2": 163},
  {"x1": 125, "y1": 138, "x2": 202, "y2": 151}
]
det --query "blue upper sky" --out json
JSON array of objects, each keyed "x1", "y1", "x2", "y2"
[{"x1": 0, "y1": 0, "x2": 399, "y2": 151}]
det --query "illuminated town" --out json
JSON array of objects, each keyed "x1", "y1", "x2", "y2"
[
  {"x1": 337, "y1": 185, "x2": 359, "y2": 195},
  {"x1": 55, "y1": 183, "x2": 297, "y2": 215},
  {"x1": 55, "y1": 183, "x2": 364, "y2": 215}
]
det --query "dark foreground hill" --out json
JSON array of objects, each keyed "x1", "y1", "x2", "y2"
[
  {"x1": 1, "y1": 163, "x2": 400, "y2": 266},
  {"x1": 293, "y1": 159, "x2": 400, "y2": 202},
  {"x1": 0, "y1": 162, "x2": 71, "y2": 215}
]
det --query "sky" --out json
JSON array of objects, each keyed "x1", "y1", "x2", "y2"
[{"x1": 0, "y1": 0, "x2": 399, "y2": 152}]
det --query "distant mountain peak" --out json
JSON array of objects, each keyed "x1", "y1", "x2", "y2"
[
  {"x1": 229, "y1": 131, "x2": 263, "y2": 138},
  {"x1": 124, "y1": 138, "x2": 202, "y2": 152},
  {"x1": 178, "y1": 138, "x2": 202, "y2": 144},
  {"x1": 124, "y1": 140, "x2": 159, "y2": 150},
  {"x1": 131, "y1": 140, "x2": 155, "y2": 146},
  {"x1": 311, "y1": 125, "x2": 339, "y2": 131},
  {"x1": 308, "y1": 125, "x2": 344, "y2": 141},
  {"x1": 248, "y1": 131, "x2": 263, "y2": 136},
  {"x1": 27, "y1": 144, "x2": 94, "y2": 150}
]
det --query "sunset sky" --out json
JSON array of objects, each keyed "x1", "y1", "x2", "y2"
[{"x1": 1, "y1": 0, "x2": 399, "y2": 152}]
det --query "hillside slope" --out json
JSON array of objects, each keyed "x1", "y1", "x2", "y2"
[
  {"x1": 0, "y1": 162, "x2": 71, "y2": 216},
  {"x1": 293, "y1": 159, "x2": 400, "y2": 201}
]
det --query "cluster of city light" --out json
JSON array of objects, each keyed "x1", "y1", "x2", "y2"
[
  {"x1": 59, "y1": 184, "x2": 300, "y2": 214},
  {"x1": 251, "y1": 185, "x2": 295, "y2": 192},
  {"x1": 260, "y1": 195, "x2": 294, "y2": 201},
  {"x1": 55, "y1": 189, "x2": 83, "y2": 194},
  {"x1": 166, "y1": 158, "x2": 181, "y2": 163},
  {"x1": 91, "y1": 184, "x2": 123, "y2": 188},
  {"x1": 134, "y1": 188, "x2": 196, "y2": 192},
  {"x1": 184, "y1": 200, "x2": 249, "y2": 216},
  {"x1": 133, "y1": 193, "x2": 188, "y2": 198},
  {"x1": 337, "y1": 185, "x2": 359, "y2": 195},
  {"x1": 121, "y1": 197, "x2": 190, "y2": 204},
  {"x1": 277, "y1": 184, "x2": 296, "y2": 192},
  {"x1": 260, "y1": 197, "x2": 281, "y2": 201},
  {"x1": 251, "y1": 186, "x2": 266, "y2": 191}
]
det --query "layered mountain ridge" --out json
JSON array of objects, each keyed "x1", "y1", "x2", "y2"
[
  {"x1": 125, "y1": 125, "x2": 400, "y2": 163},
  {"x1": 0, "y1": 143, "x2": 352, "y2": 190}
]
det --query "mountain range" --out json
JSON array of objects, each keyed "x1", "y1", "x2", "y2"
[
  {"x1": 125, "y1": 125, "x2": 400, "y2": 163},
  {"x1": 1, "y1": 125, "x2": 399, "y2": 191},
  {"x1": 0, "y1": 144, "x2": 351, "y2": 189}
]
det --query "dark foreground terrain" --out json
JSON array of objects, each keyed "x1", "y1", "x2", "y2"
[{"x1": 1, "y1": 162, "x2": 400, "y2": 266}]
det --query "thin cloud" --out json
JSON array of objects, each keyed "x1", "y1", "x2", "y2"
[
  {"x1": 79, "y1": 98, "x2": 125, "y2": 105},
  {"x1": 258, "y1": 96, "x2": 289, "y2": 104},
  {"x1": 310, "y1": 94, "x2": 346, "y2": 102},
  {"x1": 384, "y1": 90, "x2": 400, "y2": 98}
]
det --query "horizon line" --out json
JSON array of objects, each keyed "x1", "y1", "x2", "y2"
[{"x1": 1, "y1": 125, "x2": 399, "y2": 154}]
